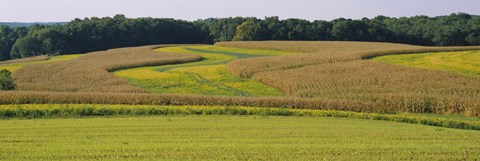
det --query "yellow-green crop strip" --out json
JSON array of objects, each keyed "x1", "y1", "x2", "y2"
[
  {"x1": 0, "y1": 115, "x2": 478, "y2": 160},
  {"x1": 372, "y1": 50, "x2": 480, "y2": 76},
  {"x1": 0, "y1": 54, "x2": 84, "y2": 72},
  {"x1": 1, "y1": 104, "x2": 478, "y2": 130},
  {"x1": 114, "y1": 45, "x2": 300, "y2": 96}
]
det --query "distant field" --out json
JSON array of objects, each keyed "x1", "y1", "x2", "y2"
[
  {"x1": 0, "y1": 116, "x2": 478, "y2": 160},
  {"x1": 218, "y1": 41, "x2": 480, "y2": 116},
  {"x1": 372, "y1": 50, "x2": 480, "y2": 76},
  {"x1": 0, "y1": 54, "x2": 83, "y2": 72},
  {"x1": 3, "y1": 41, "x2": 480, "y2": 116},
  {"x1": 114, "y1": 45, "x2": 298, "y2": 96}
]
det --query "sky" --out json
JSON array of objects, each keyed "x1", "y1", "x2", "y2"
[{"x1": 0, "y1": 0, "x2": 479, "y2": 22}]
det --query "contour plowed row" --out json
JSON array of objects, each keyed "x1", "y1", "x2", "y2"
[
  {"x1": 12, "y1": 45, "x2": 202, "y2": 93},
  {"x1": 219, "y1": 41, "x2": 480, "y2": 116}
]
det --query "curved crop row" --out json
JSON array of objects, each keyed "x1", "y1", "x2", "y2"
[
  {"x1": 218, "y1": 41, "x2": 480, "y2": 116},
  {"x1": 0, "y1": 91, "x2": 478, "y2": 116},
  {"x1": 221, "y1": 41, "x2": 480, "y2": 78},
  {"x1": 12, "y1": 45, "x2": 202, "y2": 93}
]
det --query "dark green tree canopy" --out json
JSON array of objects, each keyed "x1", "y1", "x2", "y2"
[
  {"x1": 0, "y1": 69, "x2": 15, "y2": 90},
  {"x1": 1, "y1": 13, "x2": 480, "y2": 61}
]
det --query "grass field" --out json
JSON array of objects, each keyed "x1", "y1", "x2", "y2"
[
  {"x1": 0, "y1": 115, "x2": 478, "y2": 160},
  {"x1": 114, "y1": 45, "x2": 298, "y2": 96},
  {"x1": 0, "y1": 54, "x2": 83, "y2": 72},
  {"x1": 372, "y1": 50, "x2": 480, "y2": 76}
]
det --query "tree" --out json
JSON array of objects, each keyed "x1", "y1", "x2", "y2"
[
  {"x1": 233, "y1": 19, "x2": 263, "y2": 41},
  {"x1": 310, "y1": 20, "x2": 333, "y2": 40},
  {"x1": 0, "y1": 26, "x2": 18, "y2": 60},
  {"x1": 466, "y1": 32, "x2": 480, "y2": 45},
  {"x1": 332, "y1": 19, "x2": 370, "y2": 41},
  {"x1": 11, "y1": 35, "x2": 43, "y2": 58},
  {"x1": 0, "y1": 69, "x2": 15, "y2": 90}
]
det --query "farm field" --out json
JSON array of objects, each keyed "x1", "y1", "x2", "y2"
[
  {"x1": 2, "y1": 41, "x2": 480, "y2": 116},
  {"x1": 10, "y1": 45, "x2": 202, "y2": 93},
  {"x1": 1, "y1": 104, "x2": 478, "y2": 129},
  {"x1": 372, "y1": 50, "x2": 480, "y2": 76},
  {"x1": 0, "y1": 54, "x2": 83, "y2": 72},
  {"x1": 218, "y1": 41, "x2": 480, "y2": 116},
  {"x1": 0, "y1": 41, "x2": 480, "y2": 160},
  {"x1": 1, "y1": 41, "x2": 480, "y2": 160},
  {"x1": 114, "y1": 45, "x2": 298, "y2": 96},
  {"x1": 0, "y1": 115, "x2": 479, "y2": 160}
]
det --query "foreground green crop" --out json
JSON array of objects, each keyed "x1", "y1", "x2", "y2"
[
  {"x1": 0, "y1": 104, "x2": 478, "y2": 130},
  {"x1": 0, "y1": 115, "x2": 478, "y2": 160},
  {"x1": 372, "y1": 50, "x2": 480, "y2": 76},
  {"x1": 114, "y1": 45, "x2": 298, "y2": 96}
]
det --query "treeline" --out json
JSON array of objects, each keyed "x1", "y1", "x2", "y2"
[
  {"x1": 0, "y1": 15, "x2": 209, "y2": 60},
  {"x1": 200, "y1": 13, "x2": 480, "y2": 46},
  {"x1": 1, "y1": 13, "x2": 480, "y2": 60}
]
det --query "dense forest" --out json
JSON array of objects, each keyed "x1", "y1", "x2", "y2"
[{"x1": 1, "y1": 13, "x2": 480, "y2": 60}]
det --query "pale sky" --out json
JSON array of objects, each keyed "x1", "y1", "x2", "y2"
[{"x1": 0, "y1": 0, "x2": 479, "y2": 22}]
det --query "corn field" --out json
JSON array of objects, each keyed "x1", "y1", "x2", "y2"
[
  {"x1": 0, "y1": 91, "x2": 478, "y2": 116},
  {"x1": 0, "y1": 55, "x2": 49, "y2": 65},
  {"x1": 219, "y1": 41, "x2": 480, "y2": 116},
  {"x1": 220, "y1": 41, "x2": 480, "y2": 78},
  {"x1": 4, "y1": 41, "x2": 480, "y2": 117},
  {"x1": 12, "y1": 45, "x2": 202, "y2": 93}
]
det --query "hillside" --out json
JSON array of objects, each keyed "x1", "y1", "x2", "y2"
[
  {"x1": 1, "y1": 41, "x2": 480, "y2": 117},
  {"x1": 11, "y1": 45, "x2": 201, "y2": 92},
  {"x1": 1, "y1": 41, "x2": 480, "y2": 160}
]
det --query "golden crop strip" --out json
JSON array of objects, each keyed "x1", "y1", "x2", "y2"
[
  {"x1": 0, "y1": 55, "x2": 49, "y2": 65},
  {"x1": 0, "y1": 54, "x2": 84, "y2": 72},
  {"x1": 0, "y1": 91, "x2": 478, "y2": 116},
  {"x1": 12, "y1": 45, "x2": 202, "y2": 93},
  {"x1": 220, "y1": 41, "x2": 480, "y2": 78}
]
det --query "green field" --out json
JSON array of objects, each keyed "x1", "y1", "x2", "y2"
[
  {"x1": 372, "y1": 50, "x2": 480, "y2": 76},
  {"x1": 0, "y1": 115, "x2": 478, "y2": 160},
  {"x1": 0, "y1": 54, "x2": 83, "y2": 72},
  {"x1": 114, "y1": 45, "x2": 299, "y2": 96},
  {"x1": 1, "y1": 104, "x2": 478, "y2": 130}
]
